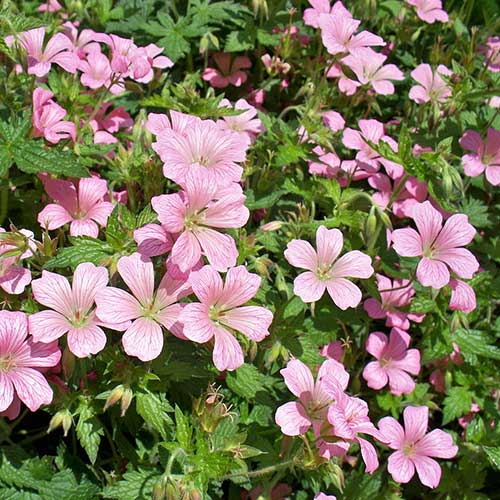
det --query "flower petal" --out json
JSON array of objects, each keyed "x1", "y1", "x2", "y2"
[{"x1": 122, "y1": 317, "x2": 163, "y2": 361}]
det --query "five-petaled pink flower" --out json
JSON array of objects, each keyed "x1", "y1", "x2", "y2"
[
  {"x1": 179, "y1": 265, "x2": 273, "y2": 371},
  {"x1": 151, "y1": 168, "x2": 249, "y2": 273},
  {"x1": 29, "y1": 263, "x2": 115, "y2": 358},
  {"x1": 284, "y1": 225, "x2": 374, "y2": 309},
  {"x1": 392, "y1": 201, "x2": 479, "y2": 289},
  {"x1": 95, "y1": 253, "x2": 191, "y2": 361},
  {"x1": 459, "y1": 128, "x2": 500, "y2": 186},
  {"x1": 32, "y1": 87, "x2": 76, "y2": 144},
  {"x1": 38, "y1": 176, "x2": 114, "y2": 237},
  {"x1": 303, "y1": 0, "x2": 351, "y2": 28},
  {"x1": 449, "y1": 278, "x2": 476, "y2": 313},
  {"x1": 275, "y1": 358, "x2": 349, "y2": 436},
  {"x1": 202, "y1": 52, "x2": 251, "y2": 88},
  {"x1": 0, "y1": 311, "x2": 61, "y2": 420},
  {"x1": 378, "y1": 406, "x2": 458, "y2": 488},
  {"x1": 79, "y1": 49, "x2": 113, "y2": 89},
  {"x1": 217, "y1": 98, "x2": 264, "y2": 147},
  {"x1": 409, "y1": 64, "x2": 452, "y2": 104},
  {"x1": 406, "y1": 0, "x2": 448, "y2": 24},
  {"x1": 363, "y1": 328, "x2": 421, "y2": 396},
  {"x1": 0, "y1": 228, "x2": 33, "y2": 295}
]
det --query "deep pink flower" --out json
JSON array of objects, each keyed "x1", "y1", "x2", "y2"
[
  {"x1": 363, "y1": 328, "x2": 420, "y2": 395},
  {"x1": 0, "y1": 311, "x2": 61, "y2": 420},
  {"x1": 217, "y1": 98, "x2": 264, "y2": 147},
  {"x1": 320, "y1": 340, "x2": 344, "y2": 362},
  {"x1": 392, "y1": 201, "x2": 479, "y2": 289},
  {"x1": 341, "y1": 48, "x2": 404, "y2": 95},
  {"x1": 32, "y1": 88, "x2": 76, "y2": 144},
  {"x1": 151, "y1": 169, "x2": 248, "y2": 272},
  {"x1": 449, "y1": 278, "x2": 476, "y2": 313},
  {"x1": 202, "y1": 52, "x2": 251, "y2": 88},
  {"x1": 275, "y1": 358, "x2": 349, "y2": 436},
  {"x1": 459, "y1": 129, "x2": 500, "y2": 186},
  {"x1": 409, "y1": 64, "x2": 452, "y2": 104},
  {"x1": 29, "y1": 263, "x2": 115, "y2": 357},
  {"x1": 303, "y1": 0, "x2": 351, "y2": 28},
  {"x1": 364, "y1": 274, "x2": 425, "y2": 330},
  {"x1": 179, "y1": 265, "x2": 273, "y2": 371},
  {"x1": 95, "y1": 253, "x2": 191, "y2": 361},
  {"x1": 406, "y1": 0, "x2": 448, "y2": 23},
  {"x1": 318, "y1": 13, "x2": 384, "y2": 55},
  {"x1": 88, "y1": 104, "x2": 133, "y2": 144},
  {"x1": 38, "y1": 177, "x2": 114, "y2": 237},
  {"x1": 285, "y1": 226, "x2": 373, "y2": 309},
  {"x1": 153, "y1": 118, "x2": 247, "y2": 187},
  {"x1": 378, "y1": 406, "x2": 458, "y2": 488},
  {"x1": 6, "y1": 27, "x2": 79, "y2": 76}
]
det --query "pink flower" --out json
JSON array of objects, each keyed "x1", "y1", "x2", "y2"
[
  {"x1": 88, "y1": 104, "x2": 133, "y2": 144},
  {"x1": 364, "y1": 274, "x2": 425, "y2": 330},
  {"x1": 378, "y1": 406, "x2": 458, "y2": 488},
  {"x1": 322, "y1": 110, "x2": 345, "y2": 132},
  {"x1": 146, "y1": 110, "x2": 199, "y2": 137},
  {"x1": 449, "y1": 278, "x2": 476, "y2": 313},
  {"x1": 341, "y1": 48, "x2": 404, "y2": 95},
  {"x1": 409, "y1": 64, "x2": 452, "y2": 104},
  {"x1": 0, "y1": 311, "x2": 61, "y2": 420},
  {"x1": 29, "y1": 263, "x2": 114, "y2": 358},
  {"x1": 327, "y1": 390, "x2": 381, "y2": 472},
  {"x1": 32, "y1": 88, "x2": 76, "y2": 144},
  {"x1": 38, "y1": 0, "x2": 63, "y2": 12},
  {"x1": 285, "y1": 226, "x2": 373, "y2": 309},
  {"x1": 320, "y1": 340, "x2": 344, "y2": 362},
  {"x1": 62, "y1": 22, "x2": 108, "y2": 59},
  {"x1": 95, "y1": 253, "x2": 191, "y2": 361},
  {"x1": 0, "y1": 228, "x2": 33, "y2": 296},
  {"x1": 275, "y1": 358, "x2": 349, "y2": 435},
  {"x1": 7, "y1": 27, "x2": 79, "y2": 77},
  {"x1": 315, "y1": 494, "x2": 337, "y2": 500},
  {"x1": 151, "y1": 169, "x2": 248, "y2": 272},
  {"x1": 130, "y1": 44, "x2": 173, "y2": 83},
  {"x1": 318, "y1": 13, "x2": 384, "y2": 55},
  {"x1": 179, "y1": 265, "x2": 273, "y2": 371},
  {"x1": 406, "y1": 0, "x2": 449, "y2": 23},
  {"x1": 459, "y1": 129, "x2": 500, "y2": 186},
  {"x1": 202, "y1": 52, "x2": 251, "y2": 88},
  {"x1": 303, "y1": 0, "x2": 351, "y2": 28},
  {"x1": 217, "y1": 99, "x2": 264, "y2": 147},
  {"x1": 363, "y1": 328, "x2": 420, "y2": 395},
  {"x1": 134, "y1": 224, "x2": 173, "y2": 257},
  {"x1": 392, "y1": 201, "x2": 479, "y2": 289},
  {"x1": 38, "y1": 177, "x2": 114, "y2": 237},
  {"x1": 308, "y1": 146, "x2": 343, "y2": 180},
  {"x1": 153, "y1": 119, "x2": 247, "y2": 187},
  {"x1": 79, "y1": 49, "x2": 112, "y2": 89},
  {"x1": 481, "y1": 37, "x2": 500, "y2": 73}
]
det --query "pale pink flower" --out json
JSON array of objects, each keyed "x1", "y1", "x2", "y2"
[
  {"x1": 378, "y1": 406, "x2": 458, "y2": 488},
  {"x1": 95, "y1": 253, "x2": 191, "y2": 361},
  {"x1": 481, "y1": 37, "x2": 500, "y2": 72},
  {"x1": 318, "y1": 13, "x2": 384, "y2": 55},
  {"x1": 38, "y1": 0, "x2": 63, "y2": 12},
  {"x1": 6, "y1": 27, "x2": 79, "y2": 76},
  {"x1": 151, "y1": 169, "x2": 248, "y2": 272},
  {"x1": 179, "y1": 265, "x2": 273, "y2": 371},
  {"x1": 275, "y1": 358, "x2": 349, "y2": 436},
  {"x1": 79, "y1": 49, "x2": 112, "y2": 89},
  {"x1": 449, "y1": 278, "x2": 476, "y2": 313},
  {"x1": 459, "y1": 129, "x2": 500, "y2": 186},
  {"x1": 130, "y1": 44, "x2": 173, "y2": 83},
  {"x1": 409, "y1": 64, "x2": 452, "y2": 104},
  {"x1": 392, "y1": 201, "x2": 479, "y2": 289},
  {"x1": 38, "y1": 177, "x2": 114, "y2": 237},
  {"x1": 308, "y1": 146, "x2": 343, "y2": 181},
  {"x1": 320, "y1": 340, "x2": 344, "y2": 362},
  {"x1": 217, "y1": 98, "x2": 264, "y2": 147},
  {"x1": 0, "y1": 311, "x2": 61, "y2": 420},
  {"x1": 134, "y1": 224, "x2": 173, "y2": 257},
  {"x1": 489, "y1": 96, "x2": 500, "y2": 108},
  {"x1": 406, "y1": 0, "x2": 449, "y2": 23},
  {"x1": 341, "y1": 48, "x2": 404, "y2": 95},
  {"x1": 202, "y1": 52, "x2": 251, "y2": 88},
  {"x1": 29, "y1": 263, "x2": 114, "y2": 357},
  {"x1": 62, "y1": 22, "x2": 109, "y2": 59},
  {"x1": 0, "y1": 229, "x2": 32, "y2": 295},
  {"x1": 153, "y1": 119, "x2": 247, "y2": 187},
  {"x1": 363, "y1": 328, "x2": 420, "y2": 395},
  {"x1": 32, "y1": 88, "x2": 76, "y2": 144},
  {"x1": 88, "y1": 103, "x2": 133, "y2": 144},
  {"x1": 105, "y1": 34, "x2": 135, "y2": 75},
  {"x1": 304, "y1": 0, "x2": 351, "y2": 28},
  {"x1": 146, "y1": 110, "x2": 199, "y2": 137},
  {"x1": 364, "y1": 274, "x2": 425, "y2": 330},
  {"x1": 315, "y1": 494, "x2": 337, "y2": 500},
  {"x1": 327, "y1": 390, "x2": 381, "y2": 473},
  {"x1": 285, "y1": 226, "x2": 373, "y2": 309},
  {"x1": 322, "y1": 110, "x2": 345, "y2": 132}
]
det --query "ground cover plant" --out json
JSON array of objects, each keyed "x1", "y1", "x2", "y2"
[{"x1": 0, "y1": 0, "x2": 499, "y2": 498}]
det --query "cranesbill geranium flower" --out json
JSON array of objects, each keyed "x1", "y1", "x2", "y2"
[
  {"x1": 79, "y1": 49, "x2": 113, "y2": 89},
  {"x1": 202, "y1": 52, "x2": 251, "y2": 88},
  {"x1": 29, "y1": 263, "x2": 114, "y2": 357},
  {"x1": 179, "y1": 265, "x2": 273, "y2": 371},
  {"x1": 95, "y1": 253, "x2": 191, "y2": 361},
  {"x1": 275, "y1": 358, "x2": 349, "y2": 436},
  {"x1": 146, "y1": 111, "x2": 199, "y2": 137},
  {"x1": 130, "y1": 44, "x2": 173, "y2": 83},
  {"x1": 32, "y1": 88, "x2": 76, "y2": 144},
  {"x1": 303, "y1": 0, "x2": 351, "y2": 28},
  {"x1": 0, "y1": 311, "x2": 61, "y2": 420},
  {"x1": 285, "y1": 225, "x2": 374, "y2": 309},
  {"x1": 406, "y1": 0, "x2": 448, "y2": 24},
  {"x1": 409, "y1": 64, "x2": 452, "y2": 104},
  {"x1": 378, "y1": 406, "x2": 458, "y2": 488},
  {"x1": 392, "y1": 201, "x2": 479, "y2": 289},
  {"x1": 38, "y1": 177, "x2": 114, "y2": 237},
  {"x1": 134, "y1": 224, "x2": 173, "y2": 257},
  {"x1": 449, "y1": 278, "x2": 476, "y2": 313},
  {"x1": 217, "y1": 98, "x2": 264, "y2": 147},
  {"x1": 459, "y1": 129, "x2": 500, "y2": 186},
  {"x1": 363, "y1": 328, "x2": 421, "y2": 395}
]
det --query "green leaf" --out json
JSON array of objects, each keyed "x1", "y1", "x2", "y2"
[
  {"x1": 245, "y1": 189, "x2": 286, "y2": 210},
  {"x1": 175, "y1": 406, "x2": 192, "y2": 449},
  {"x1": 454, "y1": 329, "x2": 500, "y2": 362},
  {"x1": 103, "y1": 468, "x2": 162, "y2": 500},
  {"x1": 283, "y1": 296, "x2": 306, "y2": 319},
  {"x1": 136, "y1": 391, "x2": 173, "y2": 439},
  {"x1": 442, "y1": 387, "x2": 473, "y2": 425},
  {"x1": 45, "y1": 237, "x2": 114, "y2": 269},
  {"x1": 226, "y1": 363, "x2": 274, "y2": 399},
  {"x1": 75, "y1": 401, "x2": 103, "y2": 465},
  {"x1": 483, "y1": 446, "x2": 500, "y2": 470}
]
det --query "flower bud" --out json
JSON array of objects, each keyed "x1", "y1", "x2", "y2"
[
  {"x1": 104, "y1": 384, "x2": 125, "y2": 412},
  {"x1": 120, "y1": 386, "x2": 134, "y2": 416},
  {"x1": 261, "y1": 221, "x2": 283, "y2": 231},
  {"x1": 48, "y1": 409, "x2": 72, "y2": 436}
]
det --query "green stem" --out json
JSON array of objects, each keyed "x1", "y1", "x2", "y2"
[
  {"x1": 165, "y1": 448, "x2": 186, "y2": 476},
  {"x1": 222, "y1": 459, "x2": 295, "y2": 480}
]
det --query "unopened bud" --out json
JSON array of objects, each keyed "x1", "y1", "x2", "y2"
[
  {"x1": 152, "y1": 480, "x2": 166, "y2": 500},
  {"x1": 104, "y1": 385, "x2": 125, "y2": 412},
  {"x1": 120, "y1": 387, "x2": 133, "y2": 416},
  {"x1": 62, "y1": 347, "x2": 75, "y2": 378},
  {"x1": 261, "y1": 221, "x2": 283, "y2": 231},
  {"x1": 48, "y1": 410, "x2": 72, "y2": 436}
]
